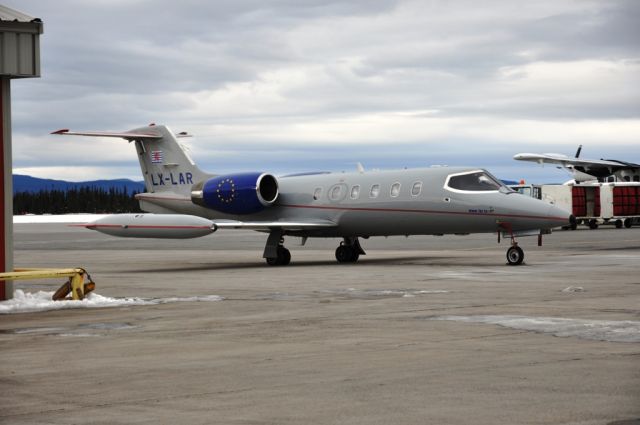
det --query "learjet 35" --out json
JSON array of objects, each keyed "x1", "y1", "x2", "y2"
[{"x1": 53, "y1": 124, "x2": 572, "y2": 266}]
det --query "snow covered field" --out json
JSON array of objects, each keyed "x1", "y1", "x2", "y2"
[
  {"x1": 431, "y1": 315, "x2": 640, "y2": 343},
  {"x1": 13, "y1": 214, "x2": 107, "y2": 224}
]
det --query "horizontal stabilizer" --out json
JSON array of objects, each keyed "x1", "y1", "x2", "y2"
[{"x1": 51, "y1": 129, "x2": 162, "y2": 140}]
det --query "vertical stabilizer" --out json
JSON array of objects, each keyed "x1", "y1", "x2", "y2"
[{"x1": 130, "y1": 124, "x2": 210, "y2": 195}]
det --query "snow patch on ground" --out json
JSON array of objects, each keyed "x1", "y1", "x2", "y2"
[
  {"x1": 0, "y1": 290, "x2": 224, "y2": 314},
  {"x1": 341, "y1": 288, "x2": 450, "y2": 299},
  {"x1": 431, "y1": 315, "x2": 640, "y2": 343},
  {"x1": 13, "y1": 214, "x2": 107, "y2": 224},
  {"x1": 562, "y1": 286, "x2": 585, "y2": 293}
]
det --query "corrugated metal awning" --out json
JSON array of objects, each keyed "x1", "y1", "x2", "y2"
[{"x1": 0, "y1": 5, "x2": 39, "y2": 23}]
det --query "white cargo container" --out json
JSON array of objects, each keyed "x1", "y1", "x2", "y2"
[{"x1": 510, "y1": 183, "x2": 640, "y2": 230}]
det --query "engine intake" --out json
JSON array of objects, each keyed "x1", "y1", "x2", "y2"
[{"x1": 191, "y1": 172, "x2": 279, "y2": 214}]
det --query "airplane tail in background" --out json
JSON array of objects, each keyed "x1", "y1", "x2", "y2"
[{"x1": 52, "y1": 124, "x2": 211, "y2": 196}]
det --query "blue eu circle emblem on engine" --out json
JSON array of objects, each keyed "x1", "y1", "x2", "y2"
[{"x1": 216, "y1": 178, "x2": 236, "y2": 204}]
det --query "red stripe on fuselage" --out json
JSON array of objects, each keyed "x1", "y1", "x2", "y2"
[
  {"x1": 279, "y1": 204, "x2": 568, "y2": 222},
  {"x1": 135, "y1": 196, "x2": 567, "y2": 223}
]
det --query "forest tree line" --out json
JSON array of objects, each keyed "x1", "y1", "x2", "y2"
[{"x1": 13, "y1": 186, "x2": 143, "y2": 215}]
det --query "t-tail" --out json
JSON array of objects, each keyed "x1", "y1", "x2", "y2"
[{"x1": 52, "y1": 124, "x2": 211, "y2": 197}]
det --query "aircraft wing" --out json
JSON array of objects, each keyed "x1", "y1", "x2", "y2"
[
  {"x1": 51, "y1": 129, "x2": 162, "y2": 140},
  {"x1": 134, "y1": 194, "x2": 338, "y2": 231},
  {"x1": 513, "y1": 153, "x2": 632, "y2": 170},
  {"x1": 79, "y1": 213, "x2": 336, "y2": 239}
]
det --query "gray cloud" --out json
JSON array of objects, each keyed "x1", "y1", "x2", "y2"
[{"x1": 6, "y1": 0, "x2": 639, "y2": 182}]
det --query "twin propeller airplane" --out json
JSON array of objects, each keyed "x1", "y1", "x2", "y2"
[
  {"x1": 514, "y1": 145, "x2": 640, "y2": 183},
  {"x1": 53, "y1": 124, "x2": 572, "y2": 266}
]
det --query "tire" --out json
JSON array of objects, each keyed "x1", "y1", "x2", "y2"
[
  {"x1": 588, "y1": 219, "x2": 598, "y2": 230},
  {"x1": 278, "y1": 246, "x2": 291, "y2": 266},
  {"x1": 624, "y1": 218, "x2": 633, "y2": 228},
  {"x1": 266, "y1": 246, "x2": 291, "y2": 266},
  {"x1": 506, "y1": 246, "x2": 524, "y2": 266},
  {"x1": 615, "y1": 220, "x2": 623, "y2": 229},
  {"x1": 335, "y1": 245, "x2": 353, "y2": 263}
]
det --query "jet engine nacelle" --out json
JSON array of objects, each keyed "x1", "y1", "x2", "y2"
[{"x1": 191, "y1": 172, "x2": 279, "y2": 214}]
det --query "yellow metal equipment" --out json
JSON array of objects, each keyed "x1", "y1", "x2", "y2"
[{"x1": 0, "y1": 268, "x2": 95, "y2": 301}]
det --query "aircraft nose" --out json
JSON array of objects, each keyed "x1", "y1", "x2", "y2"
[{"x1": 546, "y1": 204, "x2": 573, "y2": 228}]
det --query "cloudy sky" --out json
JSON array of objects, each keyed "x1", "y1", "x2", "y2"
[{"x1": 7, "y1": 0, "x2": 640, "y2": 183}]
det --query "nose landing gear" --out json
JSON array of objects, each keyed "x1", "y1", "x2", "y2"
[
  {"x1": 498, "y1": 222, "x2": 527, "y2": 266},
  {"x1": 506, "y1": 244, "x2": 524, "y2": 266}
]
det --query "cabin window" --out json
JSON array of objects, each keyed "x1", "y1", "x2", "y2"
[
  {"x1": 313, "y1": 187, "x2": 322, "y2": 200},
  {"x1": 370, "y1": 184, "x2": 380, "y2": 198},
  {"x1": 350, "y1": 185, "x2": 360, "y2": 199},
  {"x1": 411, "y1": 181, "x2": 422, "y2": 196},
  {"x1": 390, "y1": 183, "x2": 401, "y2": 197},
  {"x1": 446, "y1": 170, "x2": 503, "y2": 192},
  {"x1": 330, "y1": 185, "x2": 343, "y2": 200}
]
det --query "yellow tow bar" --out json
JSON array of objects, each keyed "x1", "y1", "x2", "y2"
[{"x1": 0, "y1": 268, "x2": 96, "y2": 301}]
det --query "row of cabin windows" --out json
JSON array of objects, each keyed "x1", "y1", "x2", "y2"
[{"x1": 314, "y1": 181, "x2": 423, "y2": 201}]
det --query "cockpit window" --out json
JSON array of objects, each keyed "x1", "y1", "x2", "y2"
[{"x1": 446, "y1": 171, "x2": 504, "y2": 192}]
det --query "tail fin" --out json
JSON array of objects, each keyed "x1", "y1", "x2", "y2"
[
  {"x1": 129, "y1": 124, "x2": 209, "y2": 195},
  {"x1": 52, "y1": 124, "x2": 211, "y2": 196}
]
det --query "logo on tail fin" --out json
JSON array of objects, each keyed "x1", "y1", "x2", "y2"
[{"x1": 150, "y1": 150, "x2": 164, "y2": 164}]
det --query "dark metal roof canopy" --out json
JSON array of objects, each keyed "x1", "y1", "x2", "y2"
[{"x1": 0, "y1": 4, "x2": 43, "y2": 78}]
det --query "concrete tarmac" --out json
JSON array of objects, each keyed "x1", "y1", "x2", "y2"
[{"x1": 1, "y1": 224, "x2": 640, "y2": 424}]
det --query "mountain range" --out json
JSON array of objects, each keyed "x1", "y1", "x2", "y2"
[{"x1": 12, "y1": 175, "x2": 146, "y2": 194}]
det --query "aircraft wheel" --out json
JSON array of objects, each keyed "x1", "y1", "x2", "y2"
[
  {"x1": 278, "y1": 246, "x2": 291, "y2": 265},
  {"x1": 588, "y1": 219, "x2": 599, "y2": 230},
  {"x1": 336, "y1": 245, "x2": 357, "y2": 263},
  {"x1": 266, "y1": 246, "x2": 291, "y2": 266},
  {"x1": 570, "y1": 222, "x2": 578, "y2": 230},
  {"x1": 506, "y1": 245, "x2": 524, "y2": 266},
  {"x1": 624, "y1": 218, "x2": 633, "y2": 228},
  {"x1": 615, "y1": 219, "x2": 623, "y2": 229}
]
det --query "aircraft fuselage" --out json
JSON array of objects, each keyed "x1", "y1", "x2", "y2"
[{"x1": 138, "y1": 166, "x2": 568, "y2": 238}]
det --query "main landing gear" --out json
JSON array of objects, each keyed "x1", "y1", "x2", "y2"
[
  {"x1": 263, "y1": 232, "x2": 367, "y2": 266},
  {"x1": 264, "y1": 230, "x2": 291, "y2": 266},
  {"x1": 335, "y1": 237, "x2": 366, "y2": 264},
  {"x1": 266, "y1": 246, "x2": 291, "y2": 266}
]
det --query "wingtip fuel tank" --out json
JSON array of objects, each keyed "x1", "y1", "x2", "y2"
[{"x1": 82, "y1": 214, "x2": 216, "y2": 239}]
